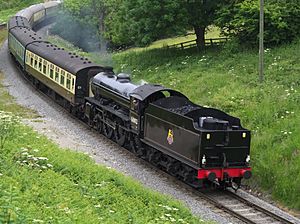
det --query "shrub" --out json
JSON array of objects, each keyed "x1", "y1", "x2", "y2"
[{"x1": 0, "y1": 111, "x2": 19, "y2": 149}]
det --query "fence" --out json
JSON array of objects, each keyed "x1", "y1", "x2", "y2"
[
  {"x1": 0, "y1": 23, "x2": 6, "y2": 30},
  {"x1": 166, "y1": 37, "x2": 228, "y2": 50}
]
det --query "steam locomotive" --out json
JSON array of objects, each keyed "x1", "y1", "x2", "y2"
[{"x1": 7, "y1": 1, "x2": 251, "y2": 189}]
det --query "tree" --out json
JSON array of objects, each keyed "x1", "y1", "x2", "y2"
[
  {"x1": 51, "y1": 0, "x2": 108, "y2": 51},
  {"x1": 61, "y1": 0, "x2": 222, "y2": 48},
  {"x1": 185, "y1": 0, "x2": 221, "y2": 48},
  {"x1": 103, "y1": 0, "x2": 188, "y2": 47},
  {"x1": 216, "y1": 0, "x2": 300, "y2": 46}
]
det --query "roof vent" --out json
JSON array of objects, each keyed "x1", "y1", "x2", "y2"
[{"x1": 70, "y1": 56, "x2": 74, "y2": 58}]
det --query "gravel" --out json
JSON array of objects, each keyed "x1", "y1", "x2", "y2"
[{"x1": 1, "y1": 32, "x2": 299, "y2": 224}]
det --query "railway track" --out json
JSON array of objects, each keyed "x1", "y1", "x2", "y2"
[
  {"x1": 10, "y1": 31, "x2": 298, "y2": 224},
  {"x1": 195, "y1": 189, "x2": 296, "y2": 224},
  {"x1": 14, "y1": 55, "x2": 299, "y2": 224}
]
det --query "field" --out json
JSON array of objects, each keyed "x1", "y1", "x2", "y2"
[
  {"x1": 113, "y1": 40, "x2": 300, "y2": 211},
  {"x1": 48, "y1": 31, "x2": 300, "y2": 211},
  {"x1": 0, "y1": 0, "x2": 42, "y2": 23},
  {"x1": 0, "y1": 29, "x2": 206, "y2": 223}
]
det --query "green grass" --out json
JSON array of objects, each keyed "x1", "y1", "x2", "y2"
[
  {"x1": 0, "y1": 72, "x2": 38, "y2": 118},
  {"x1": 0, "y1": 0, "x2": 42, "y2": 23},
  {"x1": 112, "y1": 40, "x2": 300, "y2": 211},
  {"x1": 0, "y1": 31, "x2": 207, "y2": 223},
  {"x1": 123, "y1": 26, "x2": 221, "y2": 52},
  {"x1": 47, "y1": 29, "x2": 300, "y2": 212},
  {"x1": 0, "y1": 28, "x2": 7, "y2": 46},
  {"x1": 48, "y1": 35, "x2": 114, "y2": 67},
  {"x1": 0, "y1": 125, "x2": 206, "y2": 223}
]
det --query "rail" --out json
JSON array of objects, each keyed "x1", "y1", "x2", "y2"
[
  {"x1": 166, "y1": 37, "x2": 228, "y2": 50},
  {"x1": 197, "y1": 190, "x2": 296, "y2": 224}
]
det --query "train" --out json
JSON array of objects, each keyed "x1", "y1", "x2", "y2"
[{"x1": 7, "y1": 1, "x2": 252, "y2": 189}]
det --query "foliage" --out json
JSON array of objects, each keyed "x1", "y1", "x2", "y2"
[
  {"x1": 0, "y1": 67, "x2": 205, "y2": 223},
  {"x1": 50, "y1": 12, "x2": 100, "y2": 52},
  {"x1": 0, "y1": 185, "x2": 27, "y2": 223},
  {"x1": 0, "y1": 0, "x2": 42, "y2": 23},
  {"x1": 62, "y1": 0, "x2": 221, "y2": 48},
  {"x1": 111, "y1": 39, "x2": 300, "y2": 210},
  {"x1": 0, "y1": 111, "x2": 19, "y2": 149},
  {"x1": 103, "y1": 0, "x2": 187, "y2": 47},
  {"x1": 0, "y1": 125, "x2": 205, "y2": 223},
  {"x1": 216, "y1": 0, "x2": 300, "y2": 46}
]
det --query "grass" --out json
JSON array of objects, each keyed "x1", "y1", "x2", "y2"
[
  {"x1": 0, "y1": 30, "x2": 207, "y2": 224},
  {"x1": 112, "y1": 40, "x2": 300, "y2": 211},
  {"x1": 0, "y1": 72, "x2": 38, "y2": 119},
  {"x1": 0, "y1": 125, "x2": 206, "y2": 223},
  {"x1": 0, "y1": 0, "x2": 42, "y2": 24},
  {"x1": 47, "y1": 29, "x2": 300, "y2": 212},
  {"x1": 0, "y1": 28, "x2": 7, "y2": 46},
  {"x1": 123, "y1": 26, "x2": 221, "y2": 52}
]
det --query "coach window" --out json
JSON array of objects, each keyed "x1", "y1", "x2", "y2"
[
  {"x1": 26, "y1": 52, "x2": 29, "y2": 63},
  {"x1": 66, "y1": 77, "x2": 71, "y2": 90},
  {"x1": 50, "y1": 64, "x2": 54, "y2": 79},
  {"x1": 30, "y1": 57, "x2": 34, "y2": 66},
  {"x1": 34, "y1": 58, "x2": 38, "y2": 69},
  {"x1": 38, "y1": 58, "x2": 42, "y2": 71},
  {"x1": 60, "y1": 71, "x2": 65, "y2": 86},
  {"x1": 55, "y1": 67, "x2": 60, "y2": 82},
  {"x1": 43, "y1": 60, "x2": 47, "y2": 74},
  {"x1": 71, "y1": 78, "x2": 75, "y2": 91}
]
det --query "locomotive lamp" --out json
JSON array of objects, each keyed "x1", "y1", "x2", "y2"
[
  {"x1": 246, "y1": 155, "x2": 251, "y2": 166},
  {"x1": 201, "y1": 155, "x2": 206, "y2": 166}
]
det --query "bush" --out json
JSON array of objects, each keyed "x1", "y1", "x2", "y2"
[
  {"x1": 0, "y1": 111, "x2": 19, "y2": 149},
  {"x1": 216, "y1": 0, "x2": 300, "y2": 46}
]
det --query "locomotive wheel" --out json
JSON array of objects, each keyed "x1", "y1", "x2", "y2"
[
  {"x1": 94, "y1": 114, "x2": 103, "y2": 133},
  {"x1": 102, "y1": 123, "x2": 114, "y2": 139},
  {"x1": 115, "y1": 126, "x2": 126, "y2": 146},
  {"x1": 148, "y1": 149, "x2": 162, "y2": 165},
  {"x1": 166, "y1": 161, "x2": 181, "y2": 177}
]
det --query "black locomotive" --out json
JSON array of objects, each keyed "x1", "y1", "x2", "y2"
[{"x1": 8, "y1": 1, "x2": 251, "y2": 189}]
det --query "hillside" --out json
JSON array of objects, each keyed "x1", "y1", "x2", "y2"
[
  {"x1": 0, "y1": 0, "x2": 42, "y2": 23},
  {"x1": 0, "y1": 29, "x2": 206, "y2": 223},
  {"x1": 47, "y1": 31, "x2": 300, "y2": 211},
  {"x1": 112, "y1": 40, "x2": 300, "y2": 211}
]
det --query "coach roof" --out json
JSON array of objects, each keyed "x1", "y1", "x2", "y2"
[
  {"x1": 26, "y1": 41, "x2": 109, "y2": 75},
  {"x1": 16, "y1": 3, "x2": 45, "y2": 21},
  {"x1": 8, "y1": 16, "x2": 31, "y2": 31},
  {"x1": 10, "y1": 27, "x2": 45, "y2": 46}
]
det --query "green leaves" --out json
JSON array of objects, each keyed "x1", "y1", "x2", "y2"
[
  {"x1": 216, "y1": 0, "x2": 300, "y2": 46},
  {"x1": 0, "y1": 111, "x2": 19, "y2": 149},
  {"x1": 103, "y1": 0, "x2": 188, "y2": 47}
]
